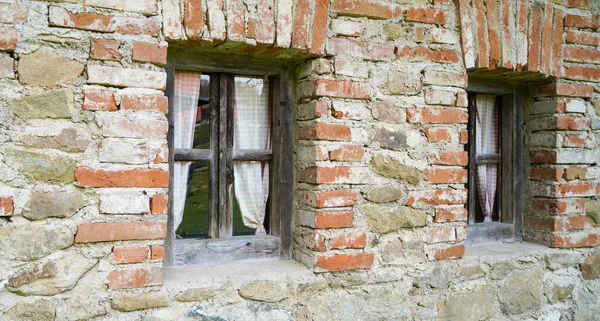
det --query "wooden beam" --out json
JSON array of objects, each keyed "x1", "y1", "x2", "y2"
[{"x1": 174, "y1": 149, "x2": 212, "y2": 161}]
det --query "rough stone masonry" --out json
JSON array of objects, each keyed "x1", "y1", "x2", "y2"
[{"x1": 0, "y1": 0, "x2": 599, "y2": 320}]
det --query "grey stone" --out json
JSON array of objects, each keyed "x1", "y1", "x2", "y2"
[
  {"x1": 3, "y1": 147, "x2": 76, "y2": 183},
  {"x1": 239, "y1": 281, "x2": 289, "y2": 303},
  {"x1": 592, "y1": 118, "x2": 600, "y2": 130},
  {"x1": 18, "y1": 48, "x2": 84, "y2": 86},
  {"x1": 383, "y1": 23, "x2": 408, "y2": 40},
  {"x1": 22, "y1": 188, "x2": 88, "y2": 220},
  {"x1": 371, "y1": 100, "x2": 403, "y2": 122},
  {"x1": 386, "y1": 71, "x2": 421, "y2": 95},
  {"x1": 372, "y1": 127, "x2": 408, "y2": 151},
  {"x1": 64, "y1": 296, "x2": 107, "y2": 321},
  {"x1": 550, "y1": 284, "x2": 574, "y2": 302},
  {"x1": 364, "y1": 185, "x2": 403, "y2": 203},
  {"x1": 436, "y1": 287, "x2": 496, "y2": 321},
  {"x1": 415, "y1": 266, "x2": 454, "y2": 290},
  {"x1": 186, "y1": 302, "x2": 292, "y2": 321},
  {"x1": 371, "y1": 153, "x2": 422, "y2": 185},
  {"x1": 490, "y1": 261, "x2": 515, "y2": 280},
  {"x1": 111, "y1": 291, "x2": 168, "y2": 312},
  {"x1": 574, "y1": 284, "x2": 600, "y2": 321},
  {"x1": 7, "y1": 252, "x2": 96, "y2": 295},
  {"x1": 593, "y1": 99, "x2": 600, "y2": 116},
  {"x1": 498, "y1": 267, "x2": 543, "y2": 315},
  {"x1": 8, "y1": 89, "x2": 74, "y2": 119},
  {"x1": 21, "y1": 127, "x2": 92, "y2": 152},
  {"x1": 581, "y1": 250, "x2": 600, "y2": 280},
  {"x1": 0, "y1": 223, "x2": 73, "y2": 261},
  {"x1": 5, "y1": 300, "x2": 56, "y2": 321},
  {"x1": 460, "y1": 264, "x2": 485, "y2": 279},
  {"x1": 544, "y1": 251, "x2": 584, "y2": 270},
  {"x1": 176, "y1": 288, "x2": 217, "y2": 302},
  {"x1": 585, "y1": 199, "x2": 600, "y2": 227},
  {"x1": 382, "y1": 235, "x2": 426, "y2": 264},
  {"x1": 361, "y1": 203, "x2": 427, "y2": 234}
]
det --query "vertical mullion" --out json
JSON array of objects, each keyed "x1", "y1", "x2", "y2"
[
  {"x1": 279, "y1": 71, "x2": 294, "y2": 259},
  {"x1": 218, "y1": 74, "x2": 231, "y2": 237},
  {"x1": 208, "y1": 73, "x2": 220, "y2": 238},
  {"x1": 269, "y1": 76, "x2": 281, "y2": 237},
  {"x1": 223, "y1": 74, "x2": 235, "y2": 238},
  {"x1": 501, "y1": 95, "x2": 514, "y2": 225},
  {"x1": 468, "y1": 93, "x2": 476, "y2": 225},
  {"x1": 165, "y1": 63, "x2": 175, "y2": 267}
]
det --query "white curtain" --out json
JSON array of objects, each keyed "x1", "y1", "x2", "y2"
[
  {"x1": 475, "y1": 94, "x2": 499, "y2": 222},
  {"x1": 233, "y1": 77, "x2": 271, "y2": 235},
  {"x1": 172, "y1": 72, "x2": 201, "y2": 232}
]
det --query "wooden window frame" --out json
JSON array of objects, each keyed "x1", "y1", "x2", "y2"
[
  {"x1": 164, "y1": 53, "x2": 295, "y2": 267},
  {"x1": 466, "y1": 77, "x2": 524, "y2": 245}
]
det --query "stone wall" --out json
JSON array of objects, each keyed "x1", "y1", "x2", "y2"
[{"x1": 0, "y1": 0, "x2": 599, "y2": 320}]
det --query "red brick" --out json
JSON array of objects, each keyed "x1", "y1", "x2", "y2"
[
  {"x1": 291, "y1": 0, "x2": 311, "y2": 49},
  {"x1": 499, "y1": 0, "x2": 513, "y2": 68},
  {"x1": 530, "y1": 151, "x2": 557, "y2": 164},
  {"x1": 407, "y1": 188, "x2": 467, "y2": 206},
  {"x1": 298, "y1": 122, "x2": 351, "y2": 141},
  {"x1": 527, "y1": 2, "x2": 542, "y2": 71},
  {"x1": 485, "y1": 0, "x2": 501, "y2": 67},
  {"x1": 154, "y1": 144, "x2": 168, "y2": 163},
  {"x1": 113, "y1": 245, "x2": 148, "y2": 264},
  {"x1": 434, "y1": 207, "x2": 468, "y2": 222},
  {"x1": 75, "y1": 168, "x2": 169, "y2": 187},
  {"x1": 330, "y1": 232, "x2": 366, "y2": 249},
  {"x1": 553, "y1": 184, "x2": 597, "y2": 198},
  {"x1": 563, "y1": 65, "x2": 600, "y2": 82},
  {"x1": 472, "y1": 0, "x2": 488, "y2": 68},
  {"x1": 532, "y1": 198, "x2": 584, "y2": 215},
  {"x1": 90, "y1": 39, "x2": 121, "y2": 61},
  {"x1": 425, "y1": 128, "x2": 451, "y2": 142},
  {"x1": 316, "y1": 253, "x2": 374, "y2": 271},
  {"x1": 151, "y1": 245, "x2": 165, "y2": 260},
  {"x1": 332, "y1": 0, "x2": 399, "y2": 20},
  {"x1": 330, "y1": 145, "x2": 364, "y2": 161},
  {"x1": 0, "y1": 2, "x2": 29, "y2": 24},
  {"x1": 429, "y1": 151, "x2": 468, "y2": 166},
  {"x1": 550, "y1": 9, "x2": 564, "y2": 77},
  {"x1": 107, "y1": 267, "x2": 162, "y2": 289},
  {"x1": 226, "y1": 0, "x2": 245, "y2": 42},
  {"x1": 314, "y1": 80, "x2": 370, "y2": 99},
  {"x1": 530, "y1": 167, "x2": 564, "y2": 181},
  {"x1": 397, "y1": 47, "x2": 459, "y2": 63},
  {"x1": 121, "y1": 95, "x2": 168, "y2": 114},
  {"x1": 556, "y1": 116, "x2": 591, "y2": 130},
  {"x1": 539, "y1": 4, "x2": 553, "y2": 73},
  {"x1": 566, "y1": 216, "x2": 587, "y2": 230},
  {"x1": 315, "y1": 210, "x2": 353, "y2": 228},
  {"x1": 0, "y1": 196, "x2": 13, "y2": 215},
  {"x1": 406, "y1": 108, "x2": 468, "y2": 124},
  {"x1": 432, "y1": 244, "x2": 465, "y2": 260},
  {"x1": 309, "y1": 0, "x2": 329, "y2": 53},
  {"x1": 426, "y1": 168, "x2": 467, "y2": 184},
  {"x1": 568, "y1": 0, "x2": 589, "y2": 8},
  {"x1": 552, "y1": 234, "x2": 600, "y2": 248},
  {"x1": 315, "y1": 189, "x2": 357, "y2": 208},
  {"x1": 83, "y1": 90, "x2": 117, "y2": 111},
  {"x1": 564, "y1": 134, "x2": 586, "y2": 148},
  {"x1": 526, "y1": 216, "x2": 561, "y2": 231},
  {"x1": 565, "y1": 14, "x2": 598, "y2": 29},
  {"x1": 564, "y1": 167, "x2": 586, "y2": 180},
  {"x1": 299, "y1": 167, "x2": 350, "y2": 184},
  {"x1": 565, "y1": 30, "x2": 600, "y2": 46},
  {"x1": 427, "y1": 226, "x2": 456, "y2": 244},
  {"x1": 327, "y1": 38, "x2": 395, "y2": 61},
  {"x1": 406, "y1": 7, "x2": 447, "y2": 25},
  {"x1": 254, "y1": 0, "x2": 275, "y2": 43},
  {"x1": 49, "y1": 6, "x2": 159, "y2": 36},
  {"x1": 151, "y1": 194, "x2": 168, "y2": 214},
  {"x1": 101, "y1": 116, "x2": 167, "y2": 138},
  {"x1": 0, "y1": 26, "x2": 17, "y2": 52},
  {"x1": 538, "y1": 83, "x2": 594, "y2": 98},
  {"x1": 132, "y1": 42, "x2": 167, "y2": 66},
  {"x1": 183, "y1": 0, "x2": 203, "y2": 39},
  {"x1": 459, "y1": 129, "x2": 468, "y2": 144},
  {"x1": 75, "y1": 221, "x2": 167, "y2": 243},
  {"x1": 564, "y1": 47, "x2": 600, "y2": 64}
]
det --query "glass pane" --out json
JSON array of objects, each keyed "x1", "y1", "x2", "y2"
[
  {"x1": 232, "y1": 161, "x2": 270, "y2": 236},
  {"x1": 173, "y1": 71, "x2": 211, "y2": 150},
  {"x1": 175, "y1": 160, "x2": 210, "y2": 238},
  {"x1": 233, "y1": 77, "x2": 271, "y2": 150}
]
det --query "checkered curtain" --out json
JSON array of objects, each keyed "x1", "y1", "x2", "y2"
[
  {"x1": 172, "y1": 72, "x2": 201, "y2": 232},
  {"x1": 233, "y1": 77, "x2": 271, "y2": 234},
  {"x1": 475, "y1": 94, "x2": 499, "y2": 222}
]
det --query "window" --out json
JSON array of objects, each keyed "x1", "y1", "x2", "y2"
[
  {"x1": 466, "y1": 77, "x2": 523, "y2": 245},
  {"x1": 164, "y1": 54, "x2": 293, "y2": 266}
]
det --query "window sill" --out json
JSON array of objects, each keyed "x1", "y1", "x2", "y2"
[
  {"x1": 465, "y1": 222, "x2": 515, "y2": 246},
  {"x1": 464, "y1": 241, "x2": 548, "y2": 257},
  {"x1": 163, "y1": 259, "x2": 314, "y2": 288}
]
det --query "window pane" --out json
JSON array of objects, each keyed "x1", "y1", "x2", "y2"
[
  {"x1": 175, "y1": 160, "x2": 210, "y2": 238},
  {"x1": 233, "y1": 77, "x2": 271, "y2": 151},
  {"x1": 232, "y1": 161, "x2": 270, "y2": 236},
  {"x1": 174, "y1": 72, "x2": 211, "y2": 150}
]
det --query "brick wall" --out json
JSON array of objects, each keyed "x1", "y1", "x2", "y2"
[{"x1": 0, "y1": 0, "x2": 599, "y2": 319}]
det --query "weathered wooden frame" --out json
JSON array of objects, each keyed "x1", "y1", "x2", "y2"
[
  {"x1": 164, "y1": 52, "x2": 295, "y2": 266},
  {"x1": 466, "y1": 76, "x2": 523, "y2": 245}
]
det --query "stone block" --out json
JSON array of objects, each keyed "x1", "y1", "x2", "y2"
[
  {"x1": 87, "y1": 65, "x2": 167, "y2": 90},
  {"x1": 8, "y1": 89, "x2": 74, "y2": 119},
  {"x1": 0, "y1": 223, "x2": 73, "y2": 261},
  {"x1": 364, "y1": 185, "x2": 403, "y2": 203},
  {"x1": 386, "y1": 71, "x2": 421, "y2": 95},
  {"x1": 239, "y1": 281, "x2": 289, "y2": 302},
  {"x1": 3, "y1": 147, "x2": 76, "y2": 183},
  {"x1": 23, "y1": 187, "x2": 88, "y2": 220},
  {"x1": 176, "y1": 288, "x2": 216, "y2": 302},
  {"x1": 111, "y1": 291, "x2": 168, "y2": 312},
  {"x1": 99, "y1": 139, "x2": 149, "y2": 164},
  {"x1": 5, "y1": 300, "x2": 55, "y2": 321},
  {"x1": 498, "y1": 267, "x2": 543, "y2": 315},
  {"x1": 18, "y1": 49, "x2": 83, "y2": 86},
  {"x1": 437, "y1": 287, "x2": 496, "y2": 321},
  {"x1": 581, "y1": 250, "x2": 600, "y2": 279},
  {"x1": 370, "y1": 153, "x2": 422, "y2": 184},
  {"x1": 361, "y1": 203, "x2": 426, "y2": 234}
]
